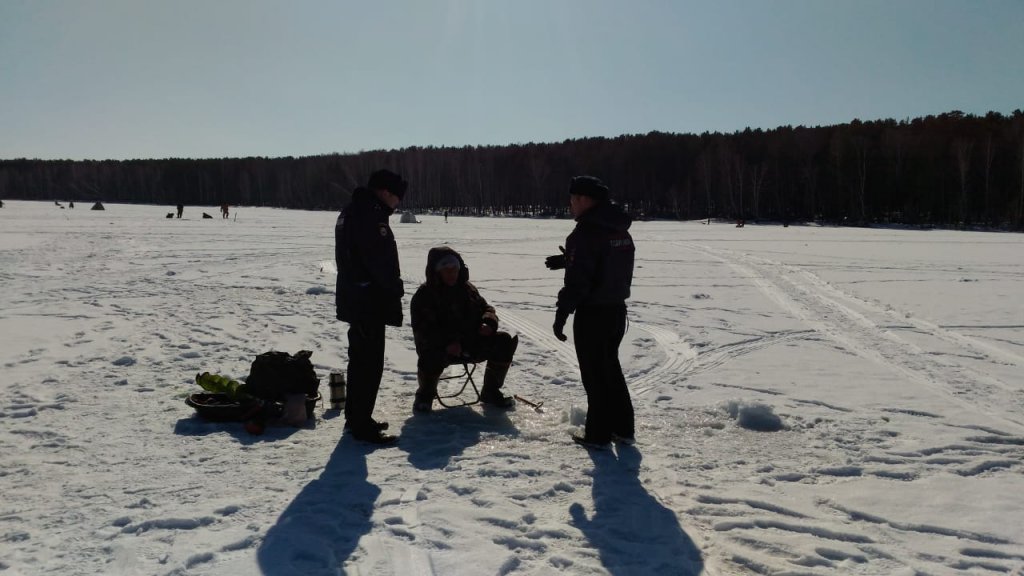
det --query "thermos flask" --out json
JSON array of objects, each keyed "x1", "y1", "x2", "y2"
[{"x1": 329, "y1": 372, "x2": 346, "y2": 411}]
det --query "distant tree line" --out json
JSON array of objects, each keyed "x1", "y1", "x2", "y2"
[{"x1": 2, "y1": 109, "x2": 1023, "y2": 228}]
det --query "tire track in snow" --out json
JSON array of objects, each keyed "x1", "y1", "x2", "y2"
[
  {"x1": 630, "y1": 324, "x2": 697, "y2": 397},
  {"x1": 498, "y1": 309, "x2": 578, "y2": 371},
  {"x1": 502, "y1": 305, "x2": 809, "y2": 402},
  {"x1": 780, "y1": 254, "x2": 1024, "y2": 377},
  {"x1": 690, "y1": 329, "x2": 818, "y2": 376},
  {"x1": 688, "y1": 243, "x2": 1024, "y2": 432},
  {"x1": 501, "y1": 311, "x2": 699, "y2": 400},
  {"x1": 358, "y1": 533, "x2": 438, "y2": 576},
  {"x1": 630, "y1": 321, "x2": 816, "y2": 398}
]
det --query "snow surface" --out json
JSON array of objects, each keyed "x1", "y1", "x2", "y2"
[{"x1": 1, "y1": 201, "x2": 1023, "y2": 575}]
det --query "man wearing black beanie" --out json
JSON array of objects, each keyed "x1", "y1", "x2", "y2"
[
  {"x1": 335, "y1": 169, "x2": 408, "y2": 445},
  {"x1": 546, "y1": 175, "x2": 636, "y2": 449}
]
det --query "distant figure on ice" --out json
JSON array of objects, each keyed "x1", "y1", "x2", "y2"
[
  {"x1": 444, "y1": 209, "x2": 448, "y2": 223},
  {"x1": 0, "y1": 200, "x2": 4, "y2": 208},
  {"x1": 176, "y1": 204, "x2": 184, "y2": 218},
  {"x1": 410, "y1": 247, "x2": 518, "y2": 413},
  {"x1": 54, "y1": 200, "x2": 63, "y2": 208},
  {"x1": 69, "y1": 201, "x2": 74, "y2": 209},
  {"x1": 221, "y1": 204, "x2": 229, "y2": 219},
  {"x1": 335, "y1": 169, "x2": 408, "y2": 445},
  {"x1": 545, "y1": 176, "x2": 635, "y2": 449}
]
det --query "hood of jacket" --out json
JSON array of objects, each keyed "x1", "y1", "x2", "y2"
[
  {"x1": 351, "y1": 186, "x2": 395, "y2": 216},
  {"x1": 576, "y1": 200, "x2": 632, "y2": 233},
  {"x1": 423, "y1": 246, "x2": 469, "y2": 286}
]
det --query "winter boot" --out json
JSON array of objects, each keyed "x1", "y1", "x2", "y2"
[
  {"x1": 344, "y1": 419, "x2": 389, "y2": 431},
  {"x1": 611, "y1": 432, "x2": 636, "y2": 445},
  {"x1": 480, "y1": 360, "x2": 514, "y2": 408},
  {"x1": 414, "y1": 369, "x2": 440, "y2": 413},
  {"x1": 572, "y1": 433, "x2": 611, "y2": 450},
  {"x1": 349, "y1": 426, "x2": 398, "y2": 445}
]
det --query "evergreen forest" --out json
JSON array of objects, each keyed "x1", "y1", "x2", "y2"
[{"x1": 2, "y1": 110, "x2": 1023, "y2": 229}]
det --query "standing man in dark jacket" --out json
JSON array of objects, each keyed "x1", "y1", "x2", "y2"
[
  {"x1": 336, "y1": 169, "x2": 407, "y2": 445},
  {"x1": 410, "y1": 247, "x2": 518, "y2": 412},
  {"x1": 546, "y1": 176, "x2": 635, "y2": 449}
]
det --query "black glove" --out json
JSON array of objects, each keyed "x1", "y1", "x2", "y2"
[
  {"x1": 553, "y1": 311, "x2": 568, "y2": 342},
  {"x1": 545, "y1": 246, "x2": 566, "y2": 270}
]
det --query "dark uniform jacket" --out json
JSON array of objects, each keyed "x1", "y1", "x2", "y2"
[
  {"x1": 410, "y1": 247, "x2": 498, "y2": 364},
  {"x1": 335, "y1": 188, "x2": 404, "y2": 327},
  {"x1": 556, "y1": 200, "x2": 635, "y2": 319}
]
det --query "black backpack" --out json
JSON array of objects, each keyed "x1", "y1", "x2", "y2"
[{"x1": 244, "y1": 350, "x2": 319, "y2": 401}]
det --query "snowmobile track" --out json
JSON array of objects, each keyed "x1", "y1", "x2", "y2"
[{"x1": 687, "y1": 243, "x2": 1024, "y2": 432}]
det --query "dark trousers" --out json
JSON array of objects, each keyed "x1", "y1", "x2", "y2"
[
  {"x1": 417, "y1": 331, "x2": 516, "y2": 375},
  {"x1": 346, "y1": 321, "x2": 386, "y2": 430},
  {"x1": 573, "y1": 304, "x2": 632, "y2": 443}
]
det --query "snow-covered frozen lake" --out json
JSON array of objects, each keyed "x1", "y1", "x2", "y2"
[{"x1": 1, "y1": 200, "x2": 1023, "y2": 575}]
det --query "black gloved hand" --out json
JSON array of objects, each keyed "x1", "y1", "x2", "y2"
[
  {"x1": 545, "y1": 246, "x2": 566, "y2": 270},
  {"x1": 553, "y1": 312, "x2": 568, "y2": 342}
]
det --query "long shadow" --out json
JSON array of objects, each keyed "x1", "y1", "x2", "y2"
[
  {"x1": 257, "y1": 436, "x2": 378, "y2": 575},
  {"x1": 570, "y1": 446, "x2": 704, "y2": 575},
  {"x1": 399, "y1": 405, "x2": 517, "y2": 470}
]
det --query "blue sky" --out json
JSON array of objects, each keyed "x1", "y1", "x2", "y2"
[{"x1": 2, "y1": 0, "x2": 1022, "y2": 160}]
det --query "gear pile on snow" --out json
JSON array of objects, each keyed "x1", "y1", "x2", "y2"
[{"x1": 186, "y1": 350, "x2": 322, "y2": 433}]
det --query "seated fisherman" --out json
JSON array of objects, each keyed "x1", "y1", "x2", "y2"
[{"x1": 410, "y1": 247, "x2": 518, "y2": 412}]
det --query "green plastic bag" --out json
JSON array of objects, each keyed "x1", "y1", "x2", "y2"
[{"x1": 195, "y1": 372, "x2": 253, "y2": 401}]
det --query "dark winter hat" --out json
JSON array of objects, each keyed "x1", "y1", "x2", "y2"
[
  {"x1": 568, "y1": 175, "x2": 609, "y2": 200},
  {"x1": 367, "y1": 169, "x2": 408, "y2": 199},
  {"x1": 435, "y1": 254, "x2": 461, "y2": 272}
]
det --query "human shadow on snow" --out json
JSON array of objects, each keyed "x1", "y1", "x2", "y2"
[
  {"x1": 570, "y1": 446, "x2": 704, "y2": 575},
  {"x1": 257, "y1": 436, "x2": 378, "y2": 576},
  {"x1": 398, "y1": 405, "x2": 518, "y2": 470}
]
